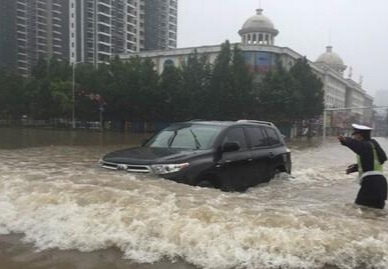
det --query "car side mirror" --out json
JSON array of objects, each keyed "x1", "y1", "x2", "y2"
[{"x1": 222, "y1": 141, "x2": 240, "y2": 152}]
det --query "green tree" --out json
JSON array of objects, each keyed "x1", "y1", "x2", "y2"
[
  {"x1": 102, "y1": 57, "x2": 149, "y2": 121},
  {"x1": 71, "y1": 63, "x2": 101, "y2": 121},
  {"x1": 207, "y1": 41, "x2": 254, "y2": 120},
  {"x1": 257, "y1": 57, "x2": 323, "y2": 130},
  {"x1": 26, "y1": 57, "x2": 75, "y2": 120},
  {"x1": 50, "y1": 81, "x2": 73, "y2": 118},
  {"x1": 256, "y1": 62, "x2": 300, "y2": 122},
  {"x1": 181, "y1": 50, "x2": 212, "y2": 119},
  {"x1": 209, "y1": 40, "x2": 234, "y2": 119},
  {"x1": 231, "y1": 45, "x2": 254, "y2": 119},
  {"x1": 290, "y1": 57, "x2": 324, "y2": 120},
  {"x1": 158, "y1": 65, "x2": 184, "y2": 121},
  {"x1": 138, "y1": 58, "x2": 161, "y2": 121},
  {"x1": 0, "y1": 70, "x2": 27, "y2": 119}
]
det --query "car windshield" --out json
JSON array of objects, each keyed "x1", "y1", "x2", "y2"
[{"x1": 145, "y1": 124, "x2": 222, "y2": 150}]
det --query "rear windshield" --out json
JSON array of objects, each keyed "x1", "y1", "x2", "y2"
[{"x1": 145, "y1": 124, "x2": 222, "y2": 150}]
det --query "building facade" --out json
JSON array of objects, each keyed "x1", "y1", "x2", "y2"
[
  {"x1": 143, "y1": 0, "x2": 178, "y2": 51},
  {"x1": 0, "y1": 0, "x2": 17, "y2": 70},
  {"x1": 0, "y1": 0, "x2": 70, "y2": 76},
  {"x1": 119, "y1": 8, "x2": 373, "y2": 126},
  {"x1": 70, "y1": 0, "x2": 177, "y2": 66},
  {"x1": 0, "y1": 0, "x2": 178, "y2": 74}
]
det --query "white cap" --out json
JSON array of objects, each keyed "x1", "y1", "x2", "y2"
[{"x1": 351, "y1": 123, "x2": 373, "y2": 131}]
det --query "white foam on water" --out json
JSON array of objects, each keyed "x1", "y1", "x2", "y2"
[{"x1": 0, "y1": 141, "x2": 388, "y2": 269}]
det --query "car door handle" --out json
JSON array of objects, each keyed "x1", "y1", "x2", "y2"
[
  {"x1": 247, "y1": 158, "x2": 253, "y2": 162},
  {"x1": 268, "y1": 152, "x2": 275, "y2": 158}
]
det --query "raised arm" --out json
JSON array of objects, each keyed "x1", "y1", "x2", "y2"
[{"x1": 338, "y1": 136, "x2": 365, "y2": 155}]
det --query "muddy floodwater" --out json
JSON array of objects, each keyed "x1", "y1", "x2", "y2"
[{"x1": 0, "y1": 128, "x2": 388, "y2": 269}]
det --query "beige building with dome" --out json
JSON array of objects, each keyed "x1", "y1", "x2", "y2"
[{"x1": 119, "y1": 7, "x2": 373, "y2": 126}]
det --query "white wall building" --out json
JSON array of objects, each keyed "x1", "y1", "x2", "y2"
[
  {"x1": 373, "y1": 90, "x2": 388, "y2": 118},
  {"x1": 119, "y1": 7, "x2": 373, "y2": 123}
]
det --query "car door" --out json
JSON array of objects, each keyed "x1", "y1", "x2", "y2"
[
  {"x1": 216, "y1": 127, "x2": 251, "y2": 191},
  {"x1": 245, "y1": 126, "x2": 271, "y2": 185},
  {"x1": 263, "y1": 127, "x2": 285, "y2": 179}
]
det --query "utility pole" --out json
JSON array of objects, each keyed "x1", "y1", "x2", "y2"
[
  {"x1": 385, "y1": 108, "x2": 388, "y2": 138},
  {"x1": 72, "y1": 63, "x2": 76, "y2": 128}
]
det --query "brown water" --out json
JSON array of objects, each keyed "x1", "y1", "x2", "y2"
[{"x1": 0, "y1": 128, "x2": 387, "y2": 269}]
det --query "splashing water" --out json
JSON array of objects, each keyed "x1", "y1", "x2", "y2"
[{"x1": 1, "y1": 138, "x2": 388, "y2": 269}]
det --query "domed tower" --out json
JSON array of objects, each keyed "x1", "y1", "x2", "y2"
[
  {"x1": 315, "y1": 46, "x2": 347, "y2": 74},
  {"x1": 238, "y1": 9, "x2": 279, "y2": 45}
]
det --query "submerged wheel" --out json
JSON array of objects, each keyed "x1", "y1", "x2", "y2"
[
  {"x1": 197, "y1": 180, "x2": 215, "y2": 188},
  {"x1": 269, "y1": 168, "x2": 282, "y2": 181}
]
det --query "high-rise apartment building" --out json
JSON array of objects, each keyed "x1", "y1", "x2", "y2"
[
  {"x1": 70, "y1": 0, "x2": 142, "y2": 65},
  {"x1": 143, "y1": 0, "x2": 178, "y2": 51},
  {"x1": 0, "y1": 0, "x2": 178, "y2": 75},
  {"x1": 0, "y1": 0, "x2": 17, "y2": 70},
  {"x1": 70, "y1": 0, "x2": 178, "y2": 65},
  {"x1": 7, "y1": 0, "x2": 69, "y2": 76}
]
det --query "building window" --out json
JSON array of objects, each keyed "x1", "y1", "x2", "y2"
[{"x1": 164, "y1": 59, "x2": 174, "y2": 68}]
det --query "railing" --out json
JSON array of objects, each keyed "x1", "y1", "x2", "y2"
[{"x1": 0, "y1": 119, "x2": 170, "y2": 133}]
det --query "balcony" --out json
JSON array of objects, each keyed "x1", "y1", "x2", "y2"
[
  {"x1": 98, "y1": 50, "x2": 111, "y2": 56},
  {"x1": 98, "y1": 29, "x2": 112, "y2": 37},
  {"x1": 98, "y1": 20, "x2": 111, "y2": 27},
  {"x1": 98, "y1": 1, "x2": 112, "y2": 8},
  {"x1": 16, "y1": 0, "x2": 27, "y2": 6},
  {"x1": 97, "y1": 11, "x2": 112, "y2": 18},
  {"x1": 16, "y1": 35, "x2": 27, "y2": 42},
  {"x1": 98, "y1": 40, "x2": 111, "y2": 47}
]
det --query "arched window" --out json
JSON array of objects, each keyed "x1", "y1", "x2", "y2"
[{"x1": 163, "y1": 59, "x2": 174, "y2": 68}]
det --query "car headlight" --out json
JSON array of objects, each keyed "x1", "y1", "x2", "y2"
[{"x1": 151, "y1": 163, "x2": 189, "y2": 175}]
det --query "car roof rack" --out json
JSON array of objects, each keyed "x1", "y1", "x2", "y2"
[{"x1": 236, "y1": 119, "x2": 274, "y2": 126}]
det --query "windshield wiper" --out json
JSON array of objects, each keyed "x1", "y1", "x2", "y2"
[
  {"x1": 189, "y1": 129, "x2": 201, "y2": 149},
  {"x1": 167, "y1": 130, "x2": 178, "y2": 147}
]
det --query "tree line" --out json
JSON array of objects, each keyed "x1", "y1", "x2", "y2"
[{"x1": 0, "y1": 41, "x2": 324, "y2": 127}]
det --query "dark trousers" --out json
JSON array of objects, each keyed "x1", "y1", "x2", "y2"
[{"x1": 356, "y1": 175, "x2": 388, "y2": 209}]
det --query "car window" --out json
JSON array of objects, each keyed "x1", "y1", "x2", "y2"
[
  {"x1": 264, "y1": 127, "x2": 281, "y2": 146},
  {"x1": 223, "y1": 127, "x2": 247, "y2": 149},
  {"x1": 246, "y1": 126, "x2": 267, "y2": 147},
  {"x1": 145, "y1": 125, "x2": 222, "y2": 149}
]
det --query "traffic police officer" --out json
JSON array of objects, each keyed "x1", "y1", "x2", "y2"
[{"x1": 338, "y1": 124, "x2": 388, "y2": 209}]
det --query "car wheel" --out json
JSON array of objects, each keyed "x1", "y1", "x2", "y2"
[
  {"x1": 197, "y1": 180, "x2": 215, "y2": 188},
  {"x1": 270, "y1": 168, "x2": 282, "y2": 181}
]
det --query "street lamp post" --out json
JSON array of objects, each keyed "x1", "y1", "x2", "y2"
[
  {"x1": 72, "y1": 63, "x2": 76, "y2": 129},
  {"x1": 71, "y1": 61, "x2": 84, "y2": 128}
]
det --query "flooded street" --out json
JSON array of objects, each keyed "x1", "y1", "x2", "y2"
[{"x1": 0, "y1": 128, "x2": 388, "y2": 269}]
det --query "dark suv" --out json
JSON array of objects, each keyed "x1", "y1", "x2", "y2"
[{"x1": 99, "y1": 120, "x2": 291, "y2": 191}]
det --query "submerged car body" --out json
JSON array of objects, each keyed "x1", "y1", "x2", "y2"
[{"x1": 99, "y1": 120, "x2": 291, "y2": 191}]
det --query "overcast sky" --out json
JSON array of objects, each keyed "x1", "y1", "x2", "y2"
[{"x1": 177, "y1": 0, "x2": 388, "y2": 97}]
